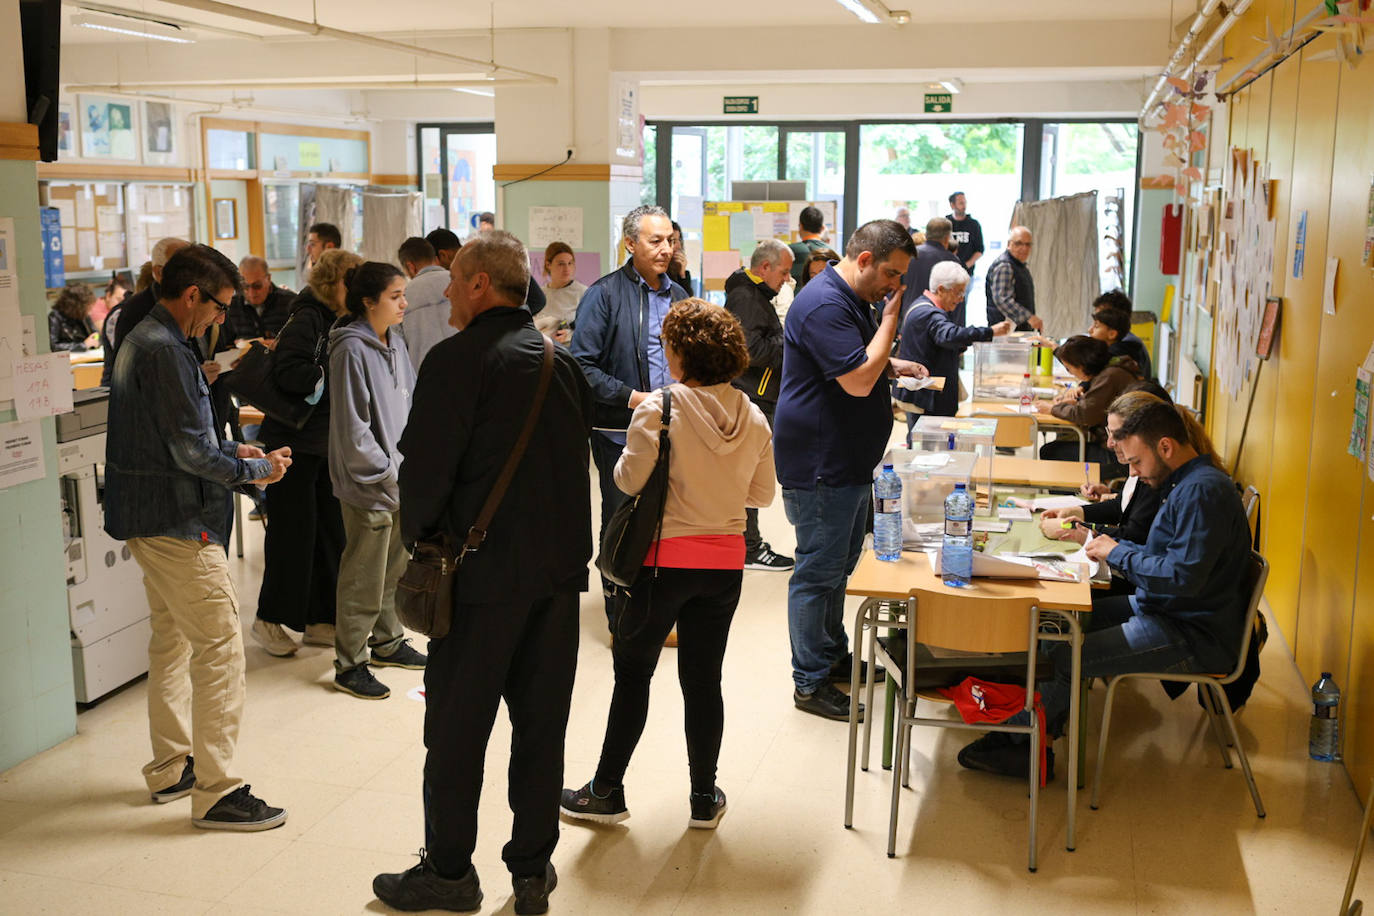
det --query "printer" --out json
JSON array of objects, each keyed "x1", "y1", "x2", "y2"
[{"x1": 57, "y1": 388, "x2": 150, "y2": 704}]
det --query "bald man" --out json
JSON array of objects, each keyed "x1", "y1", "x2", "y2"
[
  {"x1": 104, "y1": 237, "x2": 191, "y2": 385},
  {"x1": 984, "y1": 226, "x2": 1043, "y2": 333}
]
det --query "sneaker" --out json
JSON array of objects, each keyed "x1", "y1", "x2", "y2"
[
  {"x1": 301, "y1": 623, "x2": 335, "y2": 647},
  {"x1": 247, "y1": 508, "x2": 267, "y2": 522},
  {"x1": 828, "y1": 653, "x2": 884, "y2": 684},
  {"x1": 956, "y1": 732, "x2": 1055, "y2": 782},
  {"x1": 372, "y1": 639, "x2": 427, "y2": 669},
  {"x1": 512, "y1": 862, "x2": 557, "y2": 915},
  {"x1": 744, "y1": 544, "x2": 794, "y2": 571},
  {"x1": 688, "y1": 786, "x2": 727, "y2": 829},
  {"x1": 559, "y1": 780, "x2": 629, "y2": 825},
  {"x1": 793, "y1": 682, "x2": 863, "y2": 722},
  {"x1": 251, "y1": 618, "x2": 299, "y2": 657},
  {"x1": 335, "y1": 664, "x2": 391, "y2": 700},
  {"x1": 374, "y1": 851, "x2": 483, "y2": 913},
  {"x1": 192, "y1": 784, "x2": 287, "y2": 831},
  {"x1": 150, "y1": 756, "x2": 195, "y2": 804}
]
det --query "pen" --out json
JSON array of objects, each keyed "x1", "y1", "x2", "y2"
[{"x1": 1084, "y1": 462, "x2": 1091, "y2": 489}]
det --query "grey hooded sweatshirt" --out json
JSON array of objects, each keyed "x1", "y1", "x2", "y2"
[{"x1": 327, "y1": 320, "x2": 415, "y2": 512}]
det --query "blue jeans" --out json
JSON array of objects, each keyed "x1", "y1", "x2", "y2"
[
  {"x1": 783, "y1": 483, "x2": 870, "y2": 693},
  {"x1": 1037, "y1": 594, "x2": 1197, "y2": 738}
]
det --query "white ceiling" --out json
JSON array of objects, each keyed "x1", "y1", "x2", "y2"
[{"x1": 61, "y1": 0, "x2": 1182, "y2": 43}]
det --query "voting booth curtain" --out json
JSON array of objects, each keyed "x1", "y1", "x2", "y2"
[
  {"x1": 295, "y1": 183, "x2": 423, "y2": 276},
  {"x1": 1010, "y1": 191, "x2": 1101, "y2": 339}
]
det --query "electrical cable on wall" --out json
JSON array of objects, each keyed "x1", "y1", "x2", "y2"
[{"x1": 500, "y1": 151, "x2": 573, "y2": 188}]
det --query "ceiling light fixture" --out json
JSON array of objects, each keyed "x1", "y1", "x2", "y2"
[
  {"x1": 938, "y1": 79, "x2": 963, "y2": 94},
  {"x1": 889, "y1": 10, "x2": 911, "y2": 25},
  {"x1": 832, "y1": 0, "x2": 880, "y2": 24},
  {"x1": 71, "y1": 11, "x2": 194, "y2": 43},
  {"x1": 451, "y1": 87, "x2": 495, "y2": 97}
]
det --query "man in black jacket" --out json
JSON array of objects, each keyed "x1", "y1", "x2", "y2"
[
  {"x1": 570, "y1": 205, "x2": 689, "y2": 629},
  {"x1": 375, "y1": 231, "x2": 593, "y2": 916},
  {"x1": 226, "y1": 256, "x2": 294, "y2": 342},
  {"x1": 724, "y1": 238, "x2": 794, "y2": 571}
]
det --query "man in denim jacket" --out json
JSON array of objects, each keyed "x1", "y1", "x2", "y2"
[{"x1": 105, "y1": 244, "x2": 293, "y2": 832}]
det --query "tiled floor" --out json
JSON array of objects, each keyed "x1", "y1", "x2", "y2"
[{"x1": 2, "y1": 476, "x2": 1372, "y2": 914}]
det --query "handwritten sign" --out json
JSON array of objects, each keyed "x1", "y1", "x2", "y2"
[
  {"x1": 0, "y1": 420, "x2": 45, "y2": 489},
  {"x1": 12, "y1": 353, "x2": 73, "y2": 421},
  {"x1": 528, "y1": 206, "x2": 584, "y2": 249}
]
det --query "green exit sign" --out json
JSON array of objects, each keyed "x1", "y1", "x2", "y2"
[
  {"x1": 723, "y1": 96, "x2": 759, "y2": 114},
  {"x1": 924, "y1": 93, "x2": 953, "y2": 114}
]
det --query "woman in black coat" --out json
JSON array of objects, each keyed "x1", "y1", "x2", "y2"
[{"x1": 48, "y1": 284, "x2": 100, "y2": 352}]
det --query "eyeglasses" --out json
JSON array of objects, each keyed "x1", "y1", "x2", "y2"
[
  {"x1": 201, "y1": 289, "x2": 230, "y2": 313},
  {"x1": 245, "y1": 280, "x2": 269, "y2": 291}
]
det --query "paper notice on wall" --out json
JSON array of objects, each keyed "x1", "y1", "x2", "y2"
[
  {"x1": 527, "y1": 206, "x2": 583, "y2": 249},
  {"x1": 77, "y1": 230, "x2": 96, "y2": 268},
  {"x1": 96, "y1": 205, "x2": 120, "y2": 229},
  {"x1": 703, "y1": 215, "x2": 729, "y2": 251},
  {"x1": 0, "y1": 218, "x2": 21, "y2": 366},
  {"x1": 97, "y1": 231, "x2": 122, "y2": 260},
  {"x1": 702, "y1": 250, "x2": 742, "y2": 278},
  {"x1": 1324, "y1": 257, "x2": 1339, "y2": 315},
  {"x1": 676, "y1": 195, "x2": 703, "y2": 231},
  {"x1": 1351, "y1": 367, "x2": 1371, "y2": 460},
  {"x1": 753, "y1": 208, "x2": 775, "y2": 240},
  {"x1": 728, "y1": 211, "x2": 753, "y2": 248},
  {"x1": 75, "y1": 194, "x2": 94, "y2": 227},
  {"x1": 1365, "y1": 176, "x2": 1374, "y2": 267},
  {"x1": 11, "y1": 353, "x2": 73, "y2": 421},
  {"x1": 0, "y1": 420, "x2": 44, "y2": 489},
  {"x1": 20, "y1": 314, "x2": 35, "y2": 357},
  {"x1": 54, "y1": 200, "x2": 75, "y2": 226}
]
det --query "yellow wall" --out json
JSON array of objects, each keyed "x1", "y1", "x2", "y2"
[{"x1": 1202, "y1": 16, "x2": 1374, "y2": 794}]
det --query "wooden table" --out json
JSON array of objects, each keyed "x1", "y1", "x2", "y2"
[
  {"x1": 977, "y1": 455, "x2": 1098, "y2": 490},
  {"x1": 843, "y1": 550, "x2": 1090, "y2": 869},
  {"x1": 961, "y1": 399, "x2": 1088, "y2": 461}
]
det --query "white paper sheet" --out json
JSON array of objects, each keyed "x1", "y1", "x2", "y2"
[
  {"x1": 0, "y1": 420, "x2": 45, "y2": 489},
  {"x1": 527, "y1": 206, "x2": 583, "y2": 249},
  {"x1": 1323, "y1": 256, "x2": 1339, "y2": 316},
  {"x1": 11, "y1": 353, "x2": 74, "y2": 420}
]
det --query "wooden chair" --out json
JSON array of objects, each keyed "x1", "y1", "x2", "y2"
[
  {"x1": 1089, "y1": 551, "x2": 1269, "y2": 817},
  {"x1": 974, "y1": 411, "x2": 1039, "y2": 451}
]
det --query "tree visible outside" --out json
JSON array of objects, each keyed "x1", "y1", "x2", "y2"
[
  {"x1": 704, "y1": 125, "x2": 778, "y2": 199},
  {"x1": 863, "y1": 123, "x2": 1020, "y2": 175},
  {"x1": 1060, "y1": 122, "x2": 1137, "y2": 175}
]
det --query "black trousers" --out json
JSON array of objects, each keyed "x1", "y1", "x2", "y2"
[
  {"x1": 595, "y1": 567, "x2": 742, "y2": 796},
  {"x1": 743, "y1": 398, "x2": 776, "y2": 555},
  {"x1": 255, "y1": 451, "x2": 343, "y2": 630},
  {"x1": 423, "y1": 590, "x2": 580, "y2": 879},
  {"x1": 591, "y1": 432, "x2": 630, "y2": 628}
]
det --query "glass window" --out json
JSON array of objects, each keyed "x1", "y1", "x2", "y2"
[
  {"x1": 859, "y1": 123, "x2": 1024, "y2": 323},
  {"x1": 445, "y1": 130, "x2": 496, "y2": 235},
  {"x1": 669, "y1": 125, "x2": 779, "y2": 208},
  {"x1": 263, "y1": 181, "x2": 300, "y2": 265},
  {"x1": 1044, "y1": 122, "x2": 1140, "y2": 291},
  {"x1": 784, "y1": 129, "x2": 847, "y2": 242},
  {"x1": 420, "y1": 127, "x2": 443, "y2": 234},
  {"x1": 641, "y1": 124, "x2": 657, "y2": 207},
  {"x1": 258, "y1": 133, "x2": 368, "y2": 174},
  {"x1": 206, "y1": 129, "x2": 253, "y2": 171}
]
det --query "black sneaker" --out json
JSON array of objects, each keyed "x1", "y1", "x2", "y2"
[
  {"x1": 192, "y1": 784, "x2": 287, "y2": 831},
  {"x1": 744, "y1": 544, "x2": 794, "y2": 571},
  {"x1": 559, "y1": 780, "x2": 629, "y2": 824},
  {"x1": 335, "y1": 664, "x2": 391, "y2": 700},
  {"x1": 512, "y1": 861, "x2": 557, "y2": 915},
  {"x1": 957, "y1": 732, "x2": 1055, "y2": 782},
  {"x1": 150, "y1": 756, "x2": 195, "y2": 804},
  {"x1": 828, "y1": 653, "x2": 884, "y2": 684},
  {"x1": 373, "y1": 851, "x2": 482, "y2": 913},
  {"x1": 793, "y1": 682, "x2": 863, "y2": 722},
  {"x1": 688, "y1": 786, "x2": 727, "y2": 829},
  {"x1": 371, "y1": 639, "x2": 427, "y2": 670}
]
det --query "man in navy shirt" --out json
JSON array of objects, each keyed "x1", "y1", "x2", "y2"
[
  {"x1": 958, "y1": 399, "x2": 1252, "y2": 778},
  {"x1": 773, "y1": 219, "x2": 928, "y2": 721}
]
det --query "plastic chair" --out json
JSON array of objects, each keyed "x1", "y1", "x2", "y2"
[
  {"x1": 974, "y1": 411, "x2": 1039, "y2": 450},
  {"x1": 1090, "y1": 551, "x2": 1269, "y2": 817},
  {"x1": 1241, "y1": 485, "x2": 1259, "y2": 525}
]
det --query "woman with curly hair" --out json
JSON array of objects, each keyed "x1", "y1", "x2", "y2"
[
  {"x1": 48, "y1": 283, "x2": 100, "y2": 351},
  {"x1": 561, "y1": 298, "x2": 776, "y2": 831}
]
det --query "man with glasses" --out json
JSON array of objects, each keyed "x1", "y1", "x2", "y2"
[
  {"x1": 105, "y1": 244, "x2": 293, "y2": 832},
  {"x1": 985, "y1": 225, "x2": 1043, "y2": 332},
  {"x1": 226, "y1": 256, "x2": 294, "y2": 344},
  {"x1": 772, "y1": 219, "x2": 928, "y2": 722}
]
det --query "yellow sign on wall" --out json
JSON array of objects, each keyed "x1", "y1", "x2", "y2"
[{"x1": 299, "y1": 142, "x2": 323, "y2": 170}]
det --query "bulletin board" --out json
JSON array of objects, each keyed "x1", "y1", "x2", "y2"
[
  {"x1": 39, "y1": 183, "x2": 126, "y2": 273},
  {"x1": 125, "y1": 184, "x2": 195, "y2": 269},
  {"x1": 700, "y1": 199, "x2": 838, "y2": 292}
]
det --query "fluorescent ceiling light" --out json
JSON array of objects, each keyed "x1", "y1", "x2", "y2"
[
  {"x1": 833, "y1": 0, "x2": 880, "y2": 24},
  {"x1": 72, "y1": 11, "x2": 194, "y2": 43},
  {"x1": 451, "y1": 87, "x2": 495, "y2": 97},
  {"x1": 939, "y1": 79, "x2": 963, "y2": 94}
]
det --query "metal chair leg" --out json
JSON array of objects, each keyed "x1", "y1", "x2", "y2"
[
  {"x1": 234, "y1": 491, "x2": 245, "y2": 559},
  {"x1": 1028, "y1": 713, "x2": 1040, "y2": 873},
  {"x1": 887, "y1": 702, "x2": 909, "y2": 858},
  {"x1": 861, "y1": 619, "x2": 879, "y2": 772},
  {"x1": 1090, "y1": 676, "x2": 1125, "y2": 810},
  {"x1": 845, "y1": 601, "x2": 870, "y2": 828},
  {"x1": 1213, "y1": 683, "x2": 1265, "y2": 818},
  {"x1": 1199, "y1": 684, "x2": 1233, "y2": 769}
]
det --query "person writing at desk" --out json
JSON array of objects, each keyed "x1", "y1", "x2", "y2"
[
  {"x1": 959, "y1": 398, "x2": 1252, "y2": 780},
  {"x1": 1035, "y1": 335, "x2": 1139, "y2": 473}
]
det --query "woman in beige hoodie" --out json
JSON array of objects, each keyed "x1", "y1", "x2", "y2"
[{"x1": 561, "y1": 299, "x2": 776, "y2": 831}]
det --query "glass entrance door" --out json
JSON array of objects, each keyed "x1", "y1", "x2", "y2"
[
  {"x1": 416, "y1": 123, "x2": 496, "y2": 238},
  {"x1": 780, "y1": 128, "x2": 847, "y2": 243}
]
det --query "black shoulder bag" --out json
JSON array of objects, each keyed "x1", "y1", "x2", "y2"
[
  {"x1": 396, "y1": 336, "x2": 555, "y2": 639},
  {"x1": 595, "y1": 388, "x2": 672, "y2": 590},
  {"x1": 220, "y1": 313, "x2": 326, "y2": 430}
]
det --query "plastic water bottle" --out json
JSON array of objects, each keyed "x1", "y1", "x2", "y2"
[
  {"x1": 941, "y1": 482, "x2": 974, "y2": 587},
  {"x1": 1309, "y1": 672, "x2": 1342, "y2": 761},
  {"x1": 1019, "y1": 372, "x2": 1034, "y2": 414},
  {"x1": 873, "y1": 463, "x2": 903, "y2": 562}
]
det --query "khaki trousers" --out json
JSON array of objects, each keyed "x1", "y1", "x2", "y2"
[
  {"x1": 128, "y1": 536, "x2": 246, "y2": 818},
  {"x1": 335, "y1": 503, "x2": 408, "y2": 672}
]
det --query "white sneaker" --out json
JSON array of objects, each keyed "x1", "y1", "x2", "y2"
[
  {"x1": 251, "y1": 618, "x2": 299, "y2": 657},
  {"x1": 302, "y1": 623, "x2": 335, "y2": 648}
]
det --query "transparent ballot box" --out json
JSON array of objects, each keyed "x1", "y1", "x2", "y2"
[
  {"x1": 910, "y1": 415, "x2": 995, "y2": 514},
  {"x1": 880, "y1": 447, "x2": 978, "y2": 548},
  {"x1": 971, "y1": 339, "x2": 1034, "y2": 400}
]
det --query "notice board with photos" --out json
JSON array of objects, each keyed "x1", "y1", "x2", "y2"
[
  {"x1": 699, "y1": 199, "x2": 838, "y2": 292},
  {"x1": 39, "y1": 183, "x2": 125, "y2": 274}
]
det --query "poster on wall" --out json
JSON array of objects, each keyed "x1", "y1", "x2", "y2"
[
  {"x1": 57, "y1": 104, "x2": 73, "y2": 155},
  {"x1": 79, "y1": 96, "x2": 137, "y2": 160},
  {"x1": 143, "y1": 101, "x2": 175, "y2": 159}
]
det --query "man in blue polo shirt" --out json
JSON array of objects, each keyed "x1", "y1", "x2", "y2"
[{"x1": 773, "y1": 219, "x2": 928, "y2": 721}]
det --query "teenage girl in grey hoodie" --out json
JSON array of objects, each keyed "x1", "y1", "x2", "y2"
[{"x1": 328, "y1": 261, "x2": 426, "y2": 700}]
